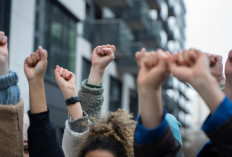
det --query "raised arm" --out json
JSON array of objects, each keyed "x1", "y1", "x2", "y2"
[
  {"x1": 170, "y1": 49, "x2": 232, "y2": 156},
  {"x1": 79, "y1": 44, "x2": 116, "y2": 119},
  {"x1": 134, "y1": 49, "x2": 181, "y2": 157},
  {"x1": 0, "y1": 31, "x2": 23, "y2": 156},
  {"x1": 170, "y1": 49, "x2": 224, "y2": 113},
  {"x1": 24, "y1": 47, "x2": 64, "y2": 157}
]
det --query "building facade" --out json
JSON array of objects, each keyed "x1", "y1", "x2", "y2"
[{"x1": 1, "y1": 0, "x2": 189, "y2": 141}]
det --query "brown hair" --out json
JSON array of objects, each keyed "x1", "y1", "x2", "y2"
[{"x1": 76, "y1": 109, "x2": 136, "y2": 157}]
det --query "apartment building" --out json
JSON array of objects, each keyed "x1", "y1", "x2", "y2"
[{"x1": 0, "y1": 0, "x2": 189, "y2": 140}]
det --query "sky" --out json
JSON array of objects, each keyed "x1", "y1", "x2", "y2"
[{"x1": 185, "y1": 0, "x2": 232, "y2": 66}]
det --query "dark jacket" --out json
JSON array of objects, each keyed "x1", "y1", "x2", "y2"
[
  {"x1": 134, "y1": 96, "x2": 232, "y2": 157},
  {"x1": 28, "y1": 110, "x2": 65, "y2": 157}
]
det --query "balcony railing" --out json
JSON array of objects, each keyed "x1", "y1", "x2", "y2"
[
  {"x1": 93, "y1": 0, "x2": 133, "y2": 8},
  {"x1": 113, "y1": 0, "x2": 151, "y2": 32},
  {"x1": 83, "y1": 18, "x2": 133, "y2": 58},
  {"x1": 117, "y1": 42, "x2": 145, "y2": 74},
  {"x1": 146, "y1": 0, "x2": 162, "y2": 10},
  {"x1": 134, "y1": 20, "x2": 167, "y2": 49}
]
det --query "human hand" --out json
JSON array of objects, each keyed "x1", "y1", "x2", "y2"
[
  {"x1": 206, "y1": 53, "x2": 224, "y2": 81},
  {"x1": 135, "y1": 48, "x2": 147, "y2": 68},
  {"x1": 225, "y1": 50, "x2": 232, "y2": 81},
  {"x1": 24, "y1": 46, "x2": 47, "y2": 83},
  {"x1": 54, "y1": 65, "x2": 77, "y2": 100},
  {"x1": 169, "y1": 49, "x2": 210, "y2": 86},
  {"x1": 137, "y1": 49, "x2": 170, "y2": 90},
  {"x1": 88, "y1": 44, "x2": 116, "y2": 85},
  {"x1": 91, "y1": 44, "x2": 116, "y2": 72},
  {"x1": 0, "y1": 31, "x2": 9, "y2": 76}
]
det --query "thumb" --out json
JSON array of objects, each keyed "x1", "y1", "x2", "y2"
[
  {"x1": 38, "y1": 46, "x2": 47, "y2": 62},
  {"x1": 103, "y1": 48, "x2": 114, "y2": 60},
  {"x1": 157, "y1": 50, "x2": 169, "y2": 69}
]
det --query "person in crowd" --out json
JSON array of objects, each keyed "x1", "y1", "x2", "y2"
[
  {"x1": 0, "y1": 31, "x2": 24, "y2": 157},
  {"x1": 56, "y1": 45, "x2": 135, "y2": 157},
  {"x1": 24, "y1": 46, "x2": 65, "y2": 157},
  {"x1": 134, "y1": 48, "x2": 232, "y2": 157},
  {"x1": 135, "y1": 48, "x2": 182, "y2": 147}
]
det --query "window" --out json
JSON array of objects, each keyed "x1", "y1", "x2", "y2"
[
  {"x1": 129, "y1": 89, "x2": 138, "y2": 120},
  {"x1": 82, "y1": 57, "x2": 91, "y2": 81},
  {"x1": 109, "y1": 77, "x2": 122, "y2": 112},
  {"x1": 34, "y1": 0, "x2": 77, "y2": 82},
  {"x1": 0, "y1": 0, "x2": 11, "y2": 40}
]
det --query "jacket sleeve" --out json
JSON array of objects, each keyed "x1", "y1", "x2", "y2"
[
  {"x1": 78, "y1": 79, "x2": 104, "y2": 119},
  {"x1": 197, "y1": 96, "x2": 232, "y2": 157},
  {"x1": 0, "y1": 70, "x2": 20, "y2": 105},
  {"x1": 28, "y1": 110, "x2": 65, "y2": 157},
  {"x1": 0, "y1": 100, "x2": 24, "y2": 157},
  {"x1": 134, "y1": 113, "x2": 181, "y2": 157},
  {"x1": 0, "y1": 70, "x2": 23, "y2": 157},
  {"x1": 62, "y1": 112, "x2": 90, "y2": 157}
]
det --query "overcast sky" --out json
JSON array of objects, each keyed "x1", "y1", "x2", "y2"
[{"x1": 185, "y1": 0, "x2": 232, "y2": 66}]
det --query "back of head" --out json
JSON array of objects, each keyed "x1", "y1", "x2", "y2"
[{"x1": 77, "y1": 109, "x2": 136, "y2": 157}]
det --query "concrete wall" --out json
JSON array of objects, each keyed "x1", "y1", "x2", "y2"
[{"x1": 9, "y1": 0, "x2": 36, "y2": 112}]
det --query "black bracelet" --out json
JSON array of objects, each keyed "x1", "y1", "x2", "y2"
[{"x1": 65, "y1": 96, "x2": 81, "y2": 106}]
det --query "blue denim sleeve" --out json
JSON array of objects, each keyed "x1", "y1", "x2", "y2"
[
  {"x1": 134, "y1": 112, "x2": 167, "y2": 145},
  {"x1": 202, "y1": 96, "x2": 232, "y2": 133}
]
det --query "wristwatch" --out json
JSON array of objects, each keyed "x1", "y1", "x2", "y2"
[{"x1": 65, "y1": 96, "x2": 81, "y2": 106}]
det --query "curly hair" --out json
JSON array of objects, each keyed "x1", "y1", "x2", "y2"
[{"x1": 76, "y1": 109, "x2": 136, "y2": 157}]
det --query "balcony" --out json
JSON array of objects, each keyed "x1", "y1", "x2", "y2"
[
  {"x1": 146, "y1": 0, "x2": 162, "y2": 10},
  {"x1": 113, "y1": 0, "x2": 151, "y2": 32},
  {"x1": 83, "y1": 19, "x2": 133, "y2": 58},
  {"x1": 134, "y1": 20, "x2": 167, "y2": 49},
  {"x1": 117, "y1": 42, "x2": 145, "y2": 74},
  {"x1": 93, "y1": 0, "x2": 133, "y2": 8}
]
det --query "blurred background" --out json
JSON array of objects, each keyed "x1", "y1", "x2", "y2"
[{"x1": 0, "y1": 0, "x2": 231, "y2": 156}]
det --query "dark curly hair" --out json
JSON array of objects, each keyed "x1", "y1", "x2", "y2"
[{"x1": 76, "y1": 109, "x2": 136, "y2": 157}]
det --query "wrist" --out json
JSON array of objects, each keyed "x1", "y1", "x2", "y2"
[
  {"x1": 0, "y1": 60, "x2": 8, "y2": 76},
  {"x1": 87, "y1": 66, "x2": 104, "y2": 86},
  {"x1": 63, "y1": 89, "x2": 78, "y2": 100}
]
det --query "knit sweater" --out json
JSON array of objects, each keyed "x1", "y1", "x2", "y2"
[
  {"x1": 62, "y1": 79, "x2": 104, "y2": 157},
  {"x1": 0, "y1": 71, "x2": 23, "y2": 157},
  {"x1": 0, "y1": 71, "x2": 20, "y2": 104}
]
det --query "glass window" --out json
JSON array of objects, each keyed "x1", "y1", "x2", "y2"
[
  {"x1": 109, "y1": 76, "x2": 122, "y2": 112},
  {"x1": 129, "y1": 89, "x2": 138, "y2": 120},
  {"x1": 34, "y1": 0, "x2": 77, "y2": 82},
  {"x1": 0, "y1": 0, "x2": 11, "y2": 40},
  {"x1": 82, "y1": 57, "x2": 91, "y2": 81}
]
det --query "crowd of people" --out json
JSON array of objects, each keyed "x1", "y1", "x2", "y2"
[{"x1": 0, "y1": 30, "x2": 232, "y2": 157}]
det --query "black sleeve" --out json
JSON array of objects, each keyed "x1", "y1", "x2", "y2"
[
  {"x1": 199, "y1": 117, "x2": 232, "y2": 157},
  {"x1": 134, "y1": 126, "x2": 182, "y2": 157},
  {"x1": 28, "y1": 110, "x2": 65, "y2": 157}
]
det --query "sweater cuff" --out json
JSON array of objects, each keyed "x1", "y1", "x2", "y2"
[
  {"x1": 28, "y1": 109, "x2": 50, "y2": 127},
  {"x1": 68, "y1": 111, "x2": 91, "y2": 133},
  {"x1": 84, "y1": 79, "x2": 103, "y2": 88},
  {"x1": 0, "y1": 71, "x2": 20, "y2": 105},
  {"x1": 0, "y1": 71, "x2": 19, "y2": 89},
  {"x1": 202, "y1": 96, "x2": 232, "y2": 133},
  {"x1": 134, "y1": 111, "x2": 167, "y2": 145}
]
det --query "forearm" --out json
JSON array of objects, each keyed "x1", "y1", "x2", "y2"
[
  {"x1": 192, "y1": 74, "x2": 225, "y2": 113},
  {"x1": 29, "y1": 80, "x2": 47, "y2": 114},
  {"x1": 62, "y1": 88, "x2": 83, "y2": 120},
  {"x1": 138, "y1": 87, "x2": 163, "y2": 129},
  {"x1": 224, "y1": 79, "x2": 232, "y2": 101},
  {"x1": 0, "y1": 57, "x2": 8, "y2": 76},
  {"x1": 87, "y1": 66, "x2": 104, "y2": 86}
]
